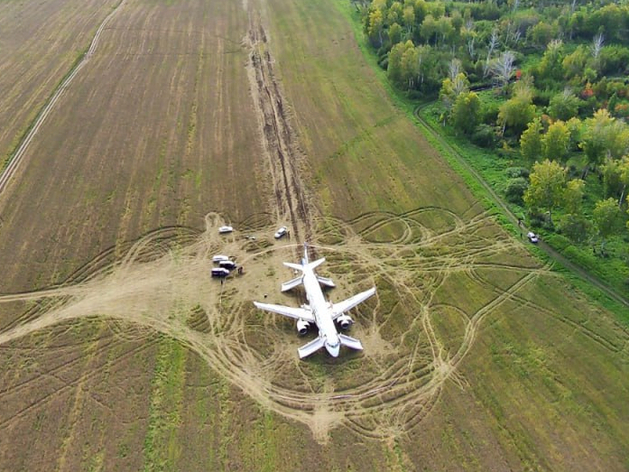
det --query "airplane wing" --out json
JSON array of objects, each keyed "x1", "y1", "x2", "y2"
[
  {"x1": 253, "y1": 302, "x2": 315, "y2": 322},
  {"x1": 298, "y1": 336, "x2": 326, "y2": 358},
  {"x1": 281, "y1": 276, "x2": 303, "y2": 292},
  {"x1": 332, "y1": 287, "x2": 376, "y2": 319},
  {"x1": 339, "y1": 334, "x2": 363, "y2": 351}
]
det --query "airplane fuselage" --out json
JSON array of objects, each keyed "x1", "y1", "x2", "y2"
[{"x1": 302, "y1": 267, "x2": 341, "y2": 356}]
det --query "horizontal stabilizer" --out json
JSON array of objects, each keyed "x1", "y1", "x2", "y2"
[
  {"x1": 284, "y1": 262, "x2": 304, "y2": 272},
  {"x1": 283, "y1": 258, "x2": 326, "y2": 273},
  {"x1": 298, "y1": 336, "x2": 326, "y2": 358},
  {"x1": 281, "y1": 276, "x2": 303, "y2": 292},
  {"x1": 332, "y1": 287, "x2": 376, "y2": 319},
  {"x1": 253, "y1": 302, "x2": 314, "y2": 322},
  {"x1": 339, "y1": 334, "x2": 363, "y2": 351},
  {"x1": 316, "y1": 276, "x2": 335, "y2": 288}
]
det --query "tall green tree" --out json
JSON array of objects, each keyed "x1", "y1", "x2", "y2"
[
  {"x1": 451, "y1": 91, "x2": 481, "y2": 135},
  {"x1": 387, "y1": 40, "x2": 414, "y2": 87},
  {"x1": 535, "y1": 39, "x2": 565, "y2": 87},
  {"x1": 617, "y1": 156, "x2": 629, "y2": 205},
  {"x1": 592, "y1": 198, "x2": 621, "y2": 252},
  {"x1": 520, "y1": 118, "x2": 543, "y2": 162},
  {"x1": 367, "y1": 8, "x2": 385, "y2": 47},
  {"x1": 548, "y1": 89, "x2": 581, "y2": 121},
  {"x1": 400, "y1": 45, "x2": 419, "y2": 89},
  {"x1": 498, "y1": 83, "x2": 536, "y2": 136},
  {"x1": 542, "y1": 120, "x2": 571, "y2": 161},
  {"x1": 580, "y1": 109, "x2": 615, "y2": 177},
  {"x1": 388, "y1": 22, "x2": 402, "y2": 45},
  {"x1": 601, "y1": 158, "x2": 622, "y2": 199},
  {"x1": 563, "y1": 178, "x2": 585, "y2": 214},
  {"x1": 439, "y1": 72, "x2": 469, "y2": 112},
  {"x1": 402, "y1": 5, "x2": 415, "y2": 32},
  {"x1": 524, "y1": 159, "x2": 566, "y2": 224}
]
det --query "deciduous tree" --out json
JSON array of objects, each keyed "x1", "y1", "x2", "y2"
[
  {"x1": 548, "y1": 89, "x2": 581, "y2": 121},
  {"x1": 520, "y1": 118, "x2": 543, "y2": 162},
  {"x1": 563, "y1": 178, "x2": 585, "y2": 214},
  {"x1": 524, "y1": 159, "x2": 566, "y2": 224},
  {"x1": 490, "y1": 51, "x2": 516, "y2": 91},
  {"x1": 543, "y1": 120, "x2": 571, "y2": 161},
  {"x1": 592, "y1": 197, "x2": 621, "y2": 251},
  {"x1": 451, "y1": 91, "x2": 480, "y2": 135},
  {"x1": 580, "y1": 109, "x2": 629, "y2": 177},
  {"x1": 498, "y1": 83, "x2": 536, "y2": 136}
]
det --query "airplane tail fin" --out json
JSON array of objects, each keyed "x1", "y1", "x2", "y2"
[
  {"x1": 339, "y1": 334, "x2": 363, "y2": 351},
  {"x1": 298, "y1": 336, "x2": 326, "y2": 358},
  {"x1": 302, "y1": 243, "x2": 309, "y2": 265}
]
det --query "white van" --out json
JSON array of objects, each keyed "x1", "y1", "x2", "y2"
[
  {"x1": 213, "y1": 255, "x2": 230, "y2": 263},
  {"x1": 211, "y1": 268, "x2": 230, "y2": 277}
]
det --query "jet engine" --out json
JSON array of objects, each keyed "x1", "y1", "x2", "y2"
[
  {"x1": 296, "y1": 319, "x2": 310, "y2": 336},
  {"x1": 336, "y1": 314, "x2": 353, "y2": 330}
]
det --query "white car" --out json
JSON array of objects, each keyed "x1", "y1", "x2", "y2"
[
  {"x1": 219, "y1": 260, "x2": 237, "y2": 270},
  {"x1": 218, "y1": 226, "x2": 233, "y2": 234},
  {"x1": 274, "y1": 226, "x2": 288, "y2": 239},
  {"x1": 212, "y1": 255, "x2": 230, "y2": 263},
  {"x1": 527, "y1": 231, "x2": 539, "y2": 243}
]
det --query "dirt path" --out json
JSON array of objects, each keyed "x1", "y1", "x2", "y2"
[
  {"x1": 0, "y1": 0, "x2": 127, "y2": 196},
  {"x1": 414, "y1": 104, "x2": 629, "y2": 311}
]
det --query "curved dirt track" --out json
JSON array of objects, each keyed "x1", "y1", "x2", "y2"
[{"x1": 0, "y1": 208, "x2": 568, "y2": 442}]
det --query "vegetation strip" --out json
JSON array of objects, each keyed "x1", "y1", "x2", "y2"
[{"x1": 143, "y1": 336, "x2": 187, "y2": 472}]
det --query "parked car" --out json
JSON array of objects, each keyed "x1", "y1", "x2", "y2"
[
  {"x1": 212, "y1": 255, "x2": 230, "y2": 263},
  {"x1": 211, "y1": 268, "x2": 230, "y2": 277},
  {"x1": 218, "y1": 226, "x2": 233, "y2": 234},
  {"x1": 274, "y1": 226, "x2": 288, "y2": 239},
  {"x1": 527, "y1": 231, "x2": 539, "y2": 243},
  {"x1": 219, "y1": 260, "x2": 237, "y2": 270}
]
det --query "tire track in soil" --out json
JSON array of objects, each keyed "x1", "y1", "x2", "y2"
[
  {"x1": 2, "y1": 208, "x2": 616, "y2": 442},
  {"x1": 0, "y1": 335, "x2": 157, "y2": 430},
  {"x1": 244, "y1": 16, "x2": 313, "y2": 243}
]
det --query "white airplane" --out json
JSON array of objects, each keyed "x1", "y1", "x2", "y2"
[{"x1": 254, "y1": 244, "x2": 376, "y2": 359}]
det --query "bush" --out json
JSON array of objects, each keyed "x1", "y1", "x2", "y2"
[
  {"x1": 481, "y1": 101, "x2": 500, "y2": 123},
  {"x1": 528, "y1": 210, "x2": 554, "y2": 230},
  {"x1": 505, "y1": 177, "x2": 529, "y2": 204},
  {"x1": 505, "y1": 167, "x2": 530, "y2": 179},
  {"x1": 558, "y1": 214, "x2": 592, "y2": 243},
  {"x1": 600, "y1": 46, "x2": 629, "y2": 76},
  {"x1": 471, "y1": 124, "x2": 497, "y2": 148}
]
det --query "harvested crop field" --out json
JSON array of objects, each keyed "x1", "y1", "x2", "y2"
[
  {"x1": 0, "y1": 0, "x2": 120, "y2": 166},
  {"x1": 1, "y1": 0, "x2": 629, "y2": 470}
]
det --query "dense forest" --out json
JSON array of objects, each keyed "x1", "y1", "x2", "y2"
[{"x1": 358, "y1": 0, "x2": 629, "y2": 288}]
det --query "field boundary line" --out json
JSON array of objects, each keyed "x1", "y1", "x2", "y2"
[
  {"x1": 0, "y1": 0, "x2": 127, "y2": 196},
  {"x1": 413, "y1": 104, "x2": 629, "y2": 311}
]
